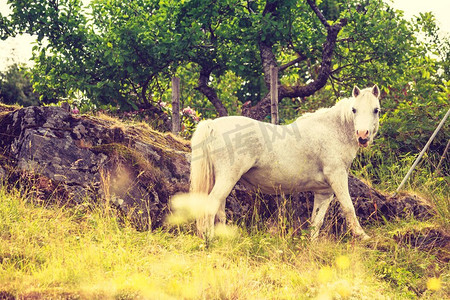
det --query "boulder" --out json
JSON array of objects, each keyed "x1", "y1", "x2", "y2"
[
  {"x1": 0, "y1": 104, "x2": 435, "y2": 233},
  {"x1": 0, "y1": 105, "x2": 190, "y2": 229}
]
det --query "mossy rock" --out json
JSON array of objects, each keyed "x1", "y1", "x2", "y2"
[{"x1": 0, "y1": 105, "x2": 190, "y2": 230}]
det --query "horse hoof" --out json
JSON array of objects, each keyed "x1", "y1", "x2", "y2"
[{"x1": 360, "y1": 233, "x2": 371, "y2": 241}]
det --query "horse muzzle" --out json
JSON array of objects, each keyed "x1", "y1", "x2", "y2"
[
  {"x1": 356, "y1": 130, "x2": 370, "y2": 147},
  {"x1": 358, "y1": 137, "x2": 369, "y2": 147}
]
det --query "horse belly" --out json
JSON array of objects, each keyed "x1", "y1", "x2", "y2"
[{"x1": 241, "y1": 166, "x2": 330, "y2": 195}]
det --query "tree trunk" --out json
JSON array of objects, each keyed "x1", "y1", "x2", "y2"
[{"x1": 243, "y1": 0, "x2": 347, "y2": 120}]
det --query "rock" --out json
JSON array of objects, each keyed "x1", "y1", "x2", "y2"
[
  {"x1": 0, "y1": 105, "x2": 190, "y2": 229},
  {"x1": 394, "y1": 227, "x2": 450, "y2": 263},
  {"x1": 225, "y1": 177, "x2": 435, "y2": 237},
  {"x1": 0, "y1": 104, "x2": 435, "y2": 234},
  {"x1": 0, "y1": 290, "x2": 15, "y2": 300}
]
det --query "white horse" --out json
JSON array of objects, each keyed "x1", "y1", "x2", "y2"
[{"x1": 172, "y1": 85, "x2": 381, "y2": 240}]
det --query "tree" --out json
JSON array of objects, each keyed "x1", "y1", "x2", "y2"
[
  {"x1": 0, "y1": 64, "x2": 39, "y2": 106},
  {"x1": 0, "y1": 0, "x2": 446, "y2": 121}
]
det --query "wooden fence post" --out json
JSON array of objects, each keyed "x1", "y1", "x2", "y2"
[
  {"x1": 270, "y1": 65, "x2": 278, "y2": 125},
  {"x1": 171, "y1": 77, "x2": 181, "y2": 134}
]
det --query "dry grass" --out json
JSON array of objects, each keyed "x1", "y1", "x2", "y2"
[{"x1": 0, "y1": 185, "x2": 448, "y2": 299}]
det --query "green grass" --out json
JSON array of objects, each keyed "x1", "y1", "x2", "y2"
[
  {"x1": 0, "y1": 181, "x2": 448, "y2": 299},
  {"x1": 352, "y1": 145, "x2": 450, "y2": 229}
]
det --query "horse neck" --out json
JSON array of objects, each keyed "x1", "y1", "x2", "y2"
[
  {"x1": 323, "y1": 104, "x2": 360, "y2": 155},
  {"x1": 294, "y1": 99, "x2": 358, "y2": 147},
  {"x1": 334, "y1": 108, "x2": 360, "y2": 159}
]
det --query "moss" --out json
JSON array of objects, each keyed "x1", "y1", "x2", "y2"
[
  {"x1": 0, "y1": 103, "x2": 20, "y2": 113},
  {"x1": 91, "y1": 143, "x2": 164, "y2": 182},
  {"x1": 0, "y1": 153, "x2": 10, "y2": 163},
  {"x1": 126, "y1": 125, "x2": 190, "y2": 153},
  {"x1": 0, "y1": 105, "x2": 18, "y2": 124},
  {"x1": 79, "y1": 113, "x2": 190, "y2": 156},
  {"x1": 0, "y1": 153, "x2": 15, "y2": 175}
]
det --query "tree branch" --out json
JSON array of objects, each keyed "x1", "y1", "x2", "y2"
[
  {"x1": 306, "y1": 0, "x2": 330, "y2": 29},
  {"x1": 241, "y1": 0, "x2": 348, "y2": 120},
  {"x1": 331, "y1": 58, "x2": 375, "y2": 75},
  {"x1": 195, "y1": 65, "x2": 228, "y2": 117},
  {"x1": 279, "y1": 54, "x2": 307, "y2": 72},
  {"x1": 140, "y1": 77, "x2": 152, "y2": 106},
  {"x1": 279, "y1": 18, "x2": 347, "y2": 98}
]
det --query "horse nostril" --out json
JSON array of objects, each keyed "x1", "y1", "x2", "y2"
[{"x1": 356, "y1": 130, "x2": 369, "y2": 138}]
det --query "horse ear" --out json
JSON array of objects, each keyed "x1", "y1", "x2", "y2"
[
  {"x1": 372, "y1": 85, "x2": 380, "y2": 98},
  {"x1": 352, "y1": 86, "x2": 361, "y2": 98}
]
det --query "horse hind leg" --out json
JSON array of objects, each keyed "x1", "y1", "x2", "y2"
[
  {"x1": 310, "y1": 192, "x2": 334, "y2": 240},
  {"x1": 215, "y1": 198, "x2": 226, "y2": 225},
  {"x1": 196, "y1": 176, "x2": 238, "y2": 240}
]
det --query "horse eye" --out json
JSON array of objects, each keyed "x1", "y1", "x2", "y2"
[
  {"x1": 374, "y1": 108, "x2": 380, "y2": 114},
  {"x1": 352, "y1": 107, "x2": 356, "y2": 114}
]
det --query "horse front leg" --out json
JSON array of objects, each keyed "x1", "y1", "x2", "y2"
[
  {"x1": 325, "y1": 169, "x2": 370, "y2": 240},
  {"x1": 310, "y1": 192, "x2": 334, "y2": 240}
]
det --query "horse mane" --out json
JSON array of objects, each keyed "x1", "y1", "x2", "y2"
[
  {"x1": 336, "y1": 97, "x2": 355, "y2": 124},
  {"x1": 297, "y1": 97, "x2": 355, "y2": 124}
]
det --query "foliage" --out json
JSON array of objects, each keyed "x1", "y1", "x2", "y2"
[
  {"x1": 352, "y1": 143, "x2": 449, "y2": 228},
  {"x1": 156, "y1": 64, "x2": 245, "y2": 119},
  {"x1": 0, "y1": 63, "x2": 39, "y2": 106},
  {"x1": 1, "y1": 0, "x2": 445, "y2": 117},
  {"x1": 158, "y1": 101, "x2": 201, "y2": 138},
  {"x1": 380, "y1": 79, "x2": 449, "y2": 154},
  {"x1": 372, "y1": 10, "x2": 450, "y2": 159},
  {"x1": 0, "y1": 0, "x2": 448, "y2": 186}
]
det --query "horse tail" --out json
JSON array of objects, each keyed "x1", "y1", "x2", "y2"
[
  {"x1": 190, "y1": 119, "x2": 215, "y2": 195},
  {"x1": 168, "y1": 120, "x2": 215, "y2": 225}
]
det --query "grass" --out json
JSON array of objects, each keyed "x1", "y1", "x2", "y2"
[
  {"x1": 352, "y1": 144, "x2": 449, "y2": 229},
  {"x1": 0, "y1": 180, "x2": 448, "y2": 299},
  {"x1": 0, "y1": 125, "x2": 448, "y2": 299}
]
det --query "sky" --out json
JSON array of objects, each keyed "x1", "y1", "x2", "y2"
[{"x1": 0, "y1": 0, "x2": 449, "y2": 72}]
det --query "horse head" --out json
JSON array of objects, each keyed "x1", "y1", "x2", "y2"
[{"x1": 351, "y1": 85, "x2": 381, "y2": 147}]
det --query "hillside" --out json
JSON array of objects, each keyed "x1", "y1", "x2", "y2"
[
  {"x1": 0, "y1": 104, "x2": 448, "y2": 298},
  {"x1": 0, "y1": 104, "x2": 437, "y2": 231}
]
